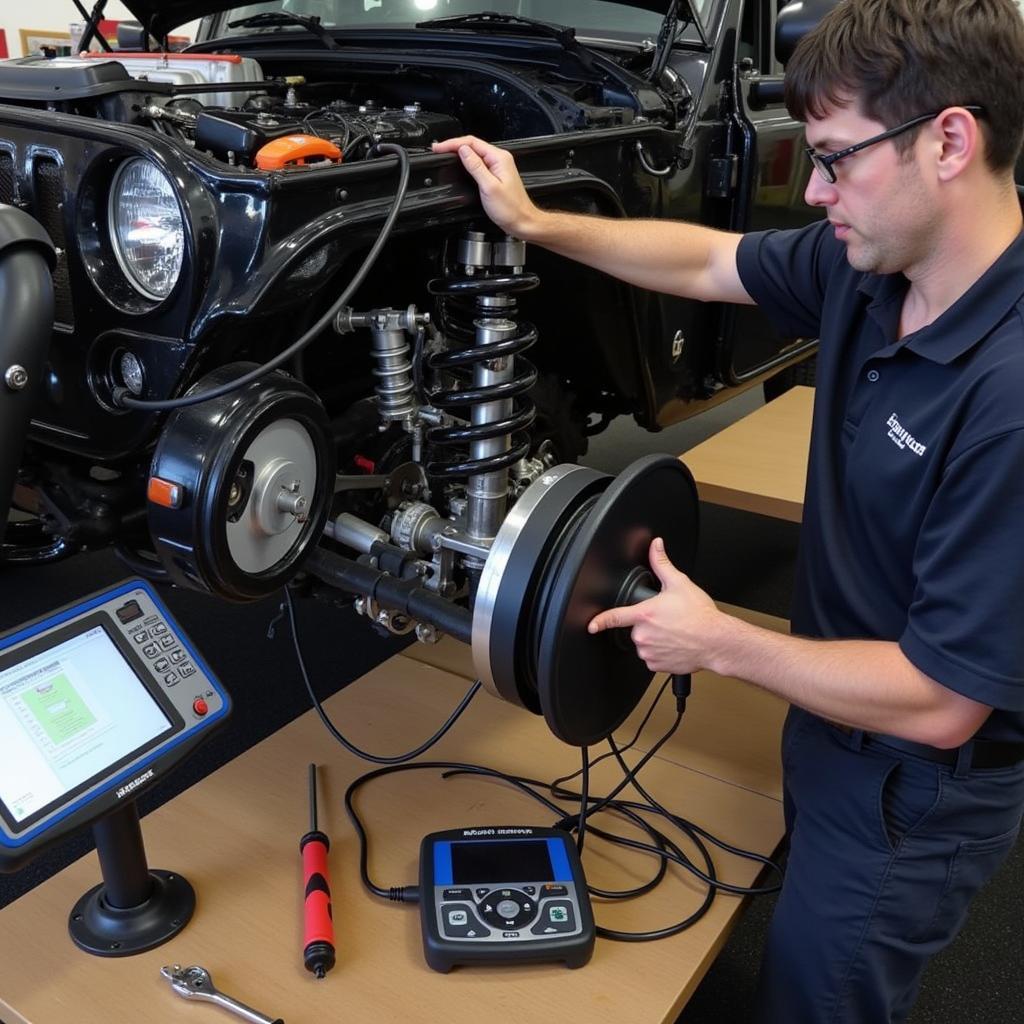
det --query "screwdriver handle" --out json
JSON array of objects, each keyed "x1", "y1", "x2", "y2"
[{"x1": 301, "y1": 828, "x2": 335, "y2": 977}]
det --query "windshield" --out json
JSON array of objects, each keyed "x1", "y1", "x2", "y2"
[{"x1": 209, "y1": 1, "x2": 713, "y2": 45}]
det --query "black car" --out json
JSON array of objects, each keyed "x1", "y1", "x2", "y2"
[{"x1": 0, "y1": 0, "x2": 828, "y2": 678}]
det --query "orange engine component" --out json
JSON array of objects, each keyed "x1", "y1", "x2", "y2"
[{"x1": 255, "y1": 135, "x2": 343, "y2": 171}]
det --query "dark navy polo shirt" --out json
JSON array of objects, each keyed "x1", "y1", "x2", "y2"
[{"x1": 737, "y1": 219, "x2": 1024, "y2": 743}]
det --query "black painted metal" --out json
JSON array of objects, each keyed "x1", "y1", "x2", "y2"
[{"x1": 148, "y1": 363, "x2": 335, "y2": 600}]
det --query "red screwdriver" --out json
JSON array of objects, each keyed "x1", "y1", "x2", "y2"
[{"x1": 301, "y1": 763, "x2": 336, "y2": 979}]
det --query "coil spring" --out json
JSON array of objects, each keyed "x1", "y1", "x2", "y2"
[{"x1": 424, "y1": 272, "x2": 539, "y2": 479}]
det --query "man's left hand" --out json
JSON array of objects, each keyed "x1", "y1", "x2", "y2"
[{"x1": 588, "y1": 537, "x2": 724, "y2": 675}]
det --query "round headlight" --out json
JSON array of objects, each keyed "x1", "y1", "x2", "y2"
[{"x1": 109, "y1": 159, "x2": 184, "y2": 301}]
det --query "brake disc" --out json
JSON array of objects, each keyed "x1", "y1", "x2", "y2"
[
  {"x1": 535, "y1": 455, "x2": 698, "y2": 745},
  {"x1": 147, "y1": 363, "x2": 334, "y2": 601}
]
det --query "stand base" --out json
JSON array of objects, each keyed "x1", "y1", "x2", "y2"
[{"x1": 69, "y1": 869, "x2": 195, "y2": 957}]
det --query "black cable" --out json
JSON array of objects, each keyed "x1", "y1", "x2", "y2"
[
  {"x1": 605, "y1": 736, "x2": 783, "y2": 896},
  {"x1": 343, "y1": 133, "x2": 372, "y2": 161},
  {"x1": 576, "y1": 745, "x2": 589, "y2": 854},
  {"x1": 114, "y1": 143, "x2": 410, "y2": 412},
  {"x1": 345, "y1": 760, "x2": 568, "y2": 901},
  {"x1": 549, "y1": 675, "x2": 671, "y2": 792},
  {"x1": 284, "y1": 588, "x2": 481, "y2": 764},
  {"x1": 343, "y1": 717, "x2": 784, "y2": 941}
]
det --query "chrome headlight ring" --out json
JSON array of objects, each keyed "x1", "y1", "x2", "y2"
[{"x1": 108, "y1": 158, "x2": 185, "y2": 302}]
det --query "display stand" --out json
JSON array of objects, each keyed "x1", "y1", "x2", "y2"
[{"x1": 67, "y1": 801, "x2": 194, "y2": 957}]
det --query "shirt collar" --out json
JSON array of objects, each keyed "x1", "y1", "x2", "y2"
[{"x1": 854, "y1": 226, "x2": 1024, "y2": 364}]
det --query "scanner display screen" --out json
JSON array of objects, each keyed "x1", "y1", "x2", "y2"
[
  {"x1": 451, "y1": 840, "x2": 555, "y2": 884},
  {"x1": 0, "y1": 623, "x2": 171, "y2": 828}
]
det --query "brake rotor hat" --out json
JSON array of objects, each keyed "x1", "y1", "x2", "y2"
[{"x1": 536, "y1": 455, "x2": 699, "y2": 746}]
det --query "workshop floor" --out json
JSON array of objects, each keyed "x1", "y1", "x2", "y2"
[{"x1": 2, "y1": 385, "x2": 1020, "y2": 1023}]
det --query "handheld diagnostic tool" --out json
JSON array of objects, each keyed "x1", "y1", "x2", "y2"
[
  {"x1": 419, "y1": 826, "x2": 595, "y2": 972},
  {"x1": 0, "y1": 578, "x2": 230, "y2": 955}
]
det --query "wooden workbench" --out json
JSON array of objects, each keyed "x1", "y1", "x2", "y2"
[
  {"x1": 680, "y1": 386, "x2": 814, "y2": 522},
  {"x1": 0, "y1": 650, "x2": 784, "y2": 1024}
]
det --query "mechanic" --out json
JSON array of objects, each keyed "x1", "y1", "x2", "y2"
[{"x1": 433, "y1": 1, "x2": 1024, "y2": 1020}]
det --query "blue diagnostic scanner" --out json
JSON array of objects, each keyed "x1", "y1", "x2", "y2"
[
  {"x1": 419, "y1": 826, "x2": 595, "y2": 972},
  {"x1": 0, "y1": 578, "x2": 230, "y2": 955}
]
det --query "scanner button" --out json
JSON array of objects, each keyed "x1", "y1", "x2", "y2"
[
  {"x1": 530, "y1": 900, "x2": 576, "y2": 935},
  {"x1": 132, "y1": 630, "x2": 150, "y2": 644},
  {"x1": 152, "y1": 622, "x2": 168, "y2": 635},
  {"x1": 541, "y1": 884, "x2": 568, "y2": 897},
  {"x1": 116, "y1": 600, "x2": 143, "y2": 624},
  {"x1": 475, "y1": 888, "x2": 490, "y2": 899},
  {"x1": 159, "y1": 635, "x2": 175, "y2": 649},
  {"x1": 496, "y1": 899, "x2": 520, "y2": 918},
  {"x1": 179, "y1": 662, "x2": 197, "y2": 678},
  {"x1": 193, "y1": 697, "x2": 209, "y2": 716},
  {"x1": 443, "y1": 888, "x2": 472, "y2": 901},
  {"x1": 142, "y1": 643, "x2": 160, "y2": 659},
  {"x1": 441, "y1": 903, "x2": 487, "y2": 939}
]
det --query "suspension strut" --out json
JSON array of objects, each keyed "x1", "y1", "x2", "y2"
[
  {"x1": 335, "y1": 304, "x2": 430, "y2": 460},
  {"x1": 427, "y1": 231, "x2": 539, "y2": 545}
]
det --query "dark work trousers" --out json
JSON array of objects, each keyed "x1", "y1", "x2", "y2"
[{"x1": 754, "y1": 706, "x2": 1024, "y2": 1024}]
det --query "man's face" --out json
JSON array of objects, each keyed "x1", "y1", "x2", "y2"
[{"x1": 803, "y1": 102, "x2": 934, "y2": 275}]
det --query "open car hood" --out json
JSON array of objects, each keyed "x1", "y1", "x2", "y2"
[{"x1": 118, "y1": 1, "x2": 685, "y2": 42}]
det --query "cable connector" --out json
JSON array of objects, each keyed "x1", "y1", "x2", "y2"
[
  {"x1": 387, "y1": 885, "x2": 421, "y2": 904},
  {"x1": 671, "y1": 673, "x2": 692, "y2": 714},
  {"x1": 551, "y1": 816, "x2": 578, "y2": 833}
]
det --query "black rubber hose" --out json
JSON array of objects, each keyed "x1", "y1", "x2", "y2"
[
  {"x1": 0, "y1": 209, "x2": 55, "y2": 547},
  {"x1": 305, "y1": 546, "x2": 473, "y2": 643}
]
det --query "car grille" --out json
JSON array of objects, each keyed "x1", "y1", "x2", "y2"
[
  {"x1": 32, "y1": 157, "x2": 74, "y2": 329},
  {"x1": 0, "y1": 150, "x2": 15, "y2": 206}
]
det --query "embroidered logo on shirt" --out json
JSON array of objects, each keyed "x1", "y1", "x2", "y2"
[{"x1": 886, "y1": 413, "x2": 927, "y2": 456}]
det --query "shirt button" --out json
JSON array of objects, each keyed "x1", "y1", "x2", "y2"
[{"x1": 867, "y1": 369, "x2": 880, "y2": 382}]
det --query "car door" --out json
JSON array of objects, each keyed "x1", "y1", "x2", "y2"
[{"x1": 716, "y1": 0, "x2": 820, "y2": 385}]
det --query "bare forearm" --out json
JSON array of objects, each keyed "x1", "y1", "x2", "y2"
[
  {"x1": 707, "y1": 614, "x2": 987, "y2": 748},
  {"x1": 522, "y1": 207, "x2": 747, "y2": 302}
]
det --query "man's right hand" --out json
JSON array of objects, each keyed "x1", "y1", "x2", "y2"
[{"x1": 432, "y1": 136, "x2": 545, "y2": 240}]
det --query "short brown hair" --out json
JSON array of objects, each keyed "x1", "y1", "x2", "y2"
[{"x1": 785, "y1": 0, "x2": 1024, "y2": 172}]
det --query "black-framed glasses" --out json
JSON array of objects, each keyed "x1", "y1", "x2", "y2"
[{"x1": 804, "y1": 106, "x2": 984, "y2": 184}]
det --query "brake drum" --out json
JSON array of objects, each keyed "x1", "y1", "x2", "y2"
[{"x1": 147, "y1": 363, "x2": 334, "y2": 601}]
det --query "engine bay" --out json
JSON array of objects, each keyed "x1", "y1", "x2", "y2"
[{"x1": 0, "y1": 47, "x2": 645, "y2": 169}]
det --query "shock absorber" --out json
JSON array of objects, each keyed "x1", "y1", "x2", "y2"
[
  {"x1": 427, "y1": 231, "x2": 539, "y2": 545},
  {"x1": 335, "y1": 304, "x2": 430, "y2": 458}
]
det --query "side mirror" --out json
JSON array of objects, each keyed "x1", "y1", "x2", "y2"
[{"x1": 776, "y1": 0, "x2": 841, "y2": 66}]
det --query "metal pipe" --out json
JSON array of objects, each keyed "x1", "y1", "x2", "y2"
[
  {"x1": 467, "y1": 317, "x2": 516, "y2": 542},
  {"x1": 305, "y1": 547, "x2": 473, "y2": 644}
]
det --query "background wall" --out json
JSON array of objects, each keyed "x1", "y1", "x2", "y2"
[{"x1": 1, "y1": 2, "x2": 199, "y2": 57}]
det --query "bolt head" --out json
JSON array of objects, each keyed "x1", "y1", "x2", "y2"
[{"x1": 4, "y1": 365, "x2": 28, "y2": 391}]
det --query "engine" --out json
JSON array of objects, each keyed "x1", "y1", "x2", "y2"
[{"x1": 0, "y1": 53, "x2": 463, "y2": 168}]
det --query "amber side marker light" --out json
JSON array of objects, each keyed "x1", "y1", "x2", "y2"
[{"x1": 148, "y1": 477, "x2": 184, "y2": 509}]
